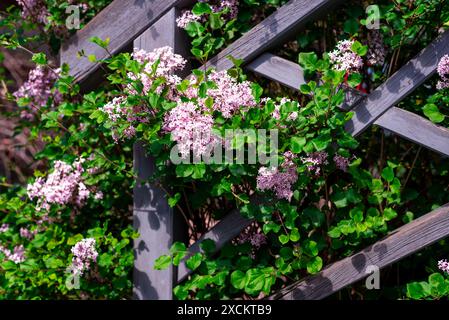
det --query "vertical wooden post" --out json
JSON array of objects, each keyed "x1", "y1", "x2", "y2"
[{"x1": 133, "y1": 7, "x2": 189, "y2": 300}]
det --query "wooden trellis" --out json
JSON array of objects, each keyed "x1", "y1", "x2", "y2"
[{"x1": 61, "y1": 0, "x2": 449, "y2": 300}]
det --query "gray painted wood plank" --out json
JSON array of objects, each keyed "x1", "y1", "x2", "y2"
[
  {"x1": 60, "y1": 0, "x2": 194, "y2": 84},
  {"x1": 247, "y1": 53, "x2": 449, "y2": 157},
  {"x1": 246, "y1": 53, "x2": 305, "y2": 90},
  {"x1": 374, "y1": 107, "x2": 449, "y2": 157},
  {"x1": 270, "y1": 203, "x2": 449, "y2": 300},
  {"x1": 345, "y1": 29, "x2": 449, "y2": 136},
  {"x1": 201, "y1": 0, "x2": 343, "y2": 72},
  {"x1": 133, "y1": 8, "x2": 189, "y2": 300},
  {"x1": 177, "y1": 209, "x2": 253, "y2": 283}
]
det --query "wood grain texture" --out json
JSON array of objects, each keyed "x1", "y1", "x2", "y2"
[
  {"x1": 246, "y1": 53, "x2": 305, "y2": 90},
  {"x1": 133, "y1": 8, "x2": 189, "y2": 300},
  {"x1": 201, "y1": 0, "x2": 343, "y2": 72},
  {"x1": 270, "y1": 203, "x2": 449, "y2": 300},
  {"x1": 247, "y1": 53, "x2": 449, "y2": 156},
  {"x1": 345, "y1": 29, "x2": 449, "y2": 136},
  {"x1": 177, "y1": 209, "x2": 253, "y2": 283},
  {"x1": 60, "y1": 0, "x2": 194, "y2": 83},
  {"x1": 374, "y1": 107, "x2": 449, "y2": 157}
]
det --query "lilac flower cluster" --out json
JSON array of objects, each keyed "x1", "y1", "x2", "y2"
[
  {"x1": 101, "y1": 47, "x2": 187, "y2": 142},
  {"x1": 70, "y1": 238, "x2": 98, "y2": 276},
  {"x1": 176, "y1": 0, "x2": 239, "y2": 29},
  {"x1": 17, "y1": 0, "x2": 49, "y2": 24},
  {"x1": 301, "y1": 151, "x2": 329, "y2": 176},
  {"x1": 257, "y1": 151, "x2": 298, "y2": 201},
  {"x1": 27, "y1": 158, "x2": 90, "y2": 211},
  {"x1": 163, "y1": 102, "x2": 220, "y2": 158},
  {"x1": 13, "y1": 66, "x2": 61, "y2": 120},
  {"x1": 329, "y1": 39, "x2": 363, "y2": 73},
  {"x1": 438, "y1": 259, "x2": 449, "y2": 273},
  {"x1": 0, "y1": 244, "x2": 25, "y2": 264},
  {"x1": 333, "y1": 154, "x2": 350, "y2": 172},
  {"x1": 20, "y1": 227, "x2": 37, "y2": 240},
  {"x1": 436, "y1": 54, "x2": 449, "y2": 90},
  {"x1": 206, "y1": 70, "x2": 256, "y2": 118},
  {"x1": 0, "y1": 224, "x2": 9, "y2": 233}
]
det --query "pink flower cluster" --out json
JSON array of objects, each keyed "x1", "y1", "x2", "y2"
[
  {"x1": 176, "y1": 0, "x2": 238, "y2": 29},
  {"x1": 333, "y1": 154, "x2": 350, "y2": 172},
  {"x1": 0, "y1": 244, "x2": 25, "y2": 264},
  {"x1": 438, "y1": 259, "x2": 449, "y2": 273},
  {"x1": 13, "y1": 66, "x2": 61, "y2": 120},
  {"x1": 257, "y1": 151, "x2": 298, "y2": 201},
  {"x1": 70, "y1": 238, "x2": 98, "y2": 276},
  {"x1": 27, "y1": 158, "x2": 90, "y2": 211},
  {"x1": 17, "y1": 0, "x2": 49, "y2": 24},
  {"x1": 130, "y1": 46, "x2": 186, "y2": 95},
  {"x1": 176, "y1": 11, "x2": 201, "y2": 29},
  {"x1": 206, "y1": 70, "x2": 256, "y2": 118},
  {"x1": 329, "y1": 39, "x2": 363, "y2": 73},
  {"x1": 163, "y1": 102, "x2": 219, "y2": 158},
  {"x1": 20, "y1": 227, "x2": 37, "y2": 240},
  {"x1": 301, "y1": 151, "x2": 329, "y2": 176},
  {"x1": 436, "y1": 55, "x2": 449, "y2": 90},
  {"x1": 0, "y1": 224, "x2": 9, "y2": 233}
]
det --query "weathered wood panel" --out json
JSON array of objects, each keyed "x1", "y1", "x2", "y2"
[
  {"x1": 374, "y1": 107, "x2": 449, "y2": 157},
  {"x1": 246, "y1": 53, "x2": 449, "y2": 157},
  {"x1": 177, "y1": 209, "x2": 253, "y2": 283},
  {"x1": 345, "y1": 29, "x2": 449, "y2": 136},
  {"x1": 270, "y1": 203, "x2": 449, "y2": 300},
  {"x1": 60, "y1": 0, "x2": 194, "y2": 84},
  {"x1": 246, "y1": 53, "x2": 305, "y2": 90},
  {"x1": 133, "y1": 8, "x2": 189, "y2": 300},
  {"x1": 201, "y1": 0, "x2": 343, "y2": 72}
]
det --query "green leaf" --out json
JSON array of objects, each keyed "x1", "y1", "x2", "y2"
[
  {"x1": 351, "y1": 40, "x2": 368, "y2": 56},
  {"x1": 98, "y1": 253, "x2": 113, "y2": 267},
  {"x1": 291, "y1": 136, "x2": 306, "y2": 153},
  {"x1": 423, "y1": 103, "x2": 444, "y2": 123},
  {"x1": 383, "y1": 207, "x2": 397, "y2": 221},
  {"x1": 192, "y1": 164, "x2": 206, "y2": 179},
  {"x1": 278, "y1": 234, "x2": 289, "y2": 244},
  {"x1": 186, "y1": 253, "x2": 203, "y2": 271},
  {"x1": 306, "y1": 256, "x2": 323, "y2": 274},
  {"x1": 154, "y1": 255, "x2": 172, "y2": 270},
  {"x1": 32, "y1": 53, "x2": 47, "y2": 65},
  {"x1": 230, "y1": 270, "x2": 246, "y2": 290},
  {"x1": 381, "y1": 167, "x2": 394, "y2": 183},
  {"x1": 289, "y1": 228, "x2": 300, "y2": 242},
  {"x1": 176, "y1": 164, "x2": 194, "y2": 178},
  {"x1": 406, "y1": 282, "x2": 425, "y2": 299},
  {"x1": 168, "y1": 193, "x2": 181, "y2": 208},
  {"x1": 298, "y1": 52, "x2": 318, "y2": 71},
  {"x1": 89, "y1": 36, "x2": 110, "y2": 49},
  {"x1": 192, "y1": 2, "x2": 212, "y2": 15}
]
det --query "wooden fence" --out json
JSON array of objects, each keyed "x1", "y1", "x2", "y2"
[{"x1": 60, "y1": 0, "x2": 449, "y2": 300}]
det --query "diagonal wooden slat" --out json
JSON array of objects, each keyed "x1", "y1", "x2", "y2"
[
  {"x1": 60, "y1": 0, "x2": 194, "y2": 84},
  {"x1": 201, "y1": 0, "x2": 343, "y2": 72},
  {"x1": 177, "y1": 209, "x2": 253, "y2": 283},
  {"x1": 246, "y1": 53, "x2": 449, "y2": 157},
  {"x1": 269, "y1": 203, "x2": 449, "y2": 300},
  {"x1": 345, "y1": 29, "x2": 449, "y2": 136},
  {"x1": 374, "y1": 107, "x2": 449, "y2": 157}
]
